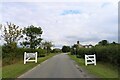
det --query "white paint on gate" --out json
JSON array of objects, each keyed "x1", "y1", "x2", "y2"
[
  {"x1": 85, "y1": 54, "x2": 96, "y2": 66},
  {"x1": 24, "y1": 52, "x2": 37, "y2": 64}
]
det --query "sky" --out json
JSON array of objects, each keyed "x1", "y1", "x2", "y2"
[{"x1": 0, "y1": 0, "x2": 119, "y2": 48}]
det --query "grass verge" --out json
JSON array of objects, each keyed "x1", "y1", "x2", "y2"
[
  {"x1": 68, "y1": 54, "x2": 118, "y2": 78},
  {"x1": 2, "y1": 53, "x2": 56, "y2": 78}
]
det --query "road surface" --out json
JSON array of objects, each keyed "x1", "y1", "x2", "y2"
[{"x1": 19, "y1": 53, "x2": 95, "y2": 78}]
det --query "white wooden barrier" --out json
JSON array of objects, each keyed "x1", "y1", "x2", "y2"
[
  {"x1": 85, "y1": 54, "x2": 96, "y2": 66},
  {"x1": 24, "y1": 52, "x2": 37, "y2": 64}
]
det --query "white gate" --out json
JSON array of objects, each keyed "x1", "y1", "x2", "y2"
[
  {"x1": 85, "y1": 54, "x2": 96, "y2": 66},
  {"x1": 24, "y1": 52, "x2": 37, "y2": 64}
]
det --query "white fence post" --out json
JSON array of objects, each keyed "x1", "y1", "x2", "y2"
[
  {"x1": 94, "y1": 54, "x2": 96, "y2": 65},
  {"x1": 85, "y1": 55, "x2": 87, "y2": 66},
  {"x1": 24, "y1": 52, "x2": 26, "y2": 64},
  {"x1": 85, "y1": 54, "x2": 96, "y2": 66},
  {"x1": 24, "y1": 52, "x2": 38, "y2": 64},
  {"x1": 35, "y1": 52, "x2": 37, "y2": 63}
]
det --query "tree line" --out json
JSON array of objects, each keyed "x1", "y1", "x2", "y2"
[{"x1": 1, "y1": 22, "x2": 54, "y2": 66}]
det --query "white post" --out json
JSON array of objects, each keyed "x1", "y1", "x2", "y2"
[
  {"x1": 35, "y1": 52, "x2": 37, "y2": 63},
  {"x1": 24, "y1": 52, "x2": 26, "y2": 64},
  {"x1": 85, "y1": 55, "x2": 87, "y2": 66},
  {"x1": 94, "y1": 54, "x2": 96, "y2": 65}
]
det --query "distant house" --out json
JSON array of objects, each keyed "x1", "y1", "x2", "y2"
[
  {"x1": 83, "y1": 44, "x2": 93, "y2": 48},
  {"x1": 76, "y1": 41, "x2": 83, "y2": 48},
  {"x1": 73, "y1": 41, "x2": 93, "y2": 49}
]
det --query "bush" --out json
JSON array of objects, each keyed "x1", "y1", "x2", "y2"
[
  {"x1": 76, "y1": 44, "x2": 119, "y2": 66},
  {"x1": 37, "y1": 49, "x2": 46, "y2": 57},
  {"x1": 2, "y1": 46, "x2": 47, "y2": 66},
  {"x1": 16, "y1": 48, "x2": 47, "y2": 57}
]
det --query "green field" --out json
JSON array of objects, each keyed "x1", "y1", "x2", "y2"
[
  {"x1": 2, "y1": 53, "x2": 56, "y2": 78},
  {"x1": 68, "y1": 54, "x2": 118, "y2": 78}
]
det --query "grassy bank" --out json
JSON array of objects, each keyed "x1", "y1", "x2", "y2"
[
  {"x1": 3, "y1": 53, "x2": 56, "y2": 78},
  {"x1": 68, "y1": 54, "x2": 118, "y2": 78}
]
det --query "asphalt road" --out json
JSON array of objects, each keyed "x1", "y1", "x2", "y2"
[{"x1": 19, "y1": 53, "x2": 95, "y2": 78}]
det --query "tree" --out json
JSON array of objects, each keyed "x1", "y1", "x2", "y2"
[
  {"x1": 71, "y1": 44, "x2": 79, "y2": 55},
  {"x1": 22, "y1": 25, "x2": 43, "y2": 49},
  {"x1": 2, "y1": 22, "x2": 22, "y2": 47},
  {"x1": 42, "y1": 41, "x2": 53, "y2": 54},
  {"x1": 98, "y1": 40, "x2": 109, "y2": 46},
  {"x1": 0, "y1": 24, "x2": 2, "y2": 40},
  {"x1": 62, "y1": 46, "x2": 70, "y2": 53},
  {"x1": 111, "y1": 41, "x2": 117, "y2": 44},
  {"x1": 52, "y1": 48, "x2": 61, "y2": 53}
]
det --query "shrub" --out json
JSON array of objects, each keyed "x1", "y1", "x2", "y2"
[
  {"x1": 37, "y1": 49, "x2": 46, "y2": 57},
  {"x1": 75, "y1": 44, "x2": 119, "y2": 66},
  {"x1": 2, "y1": 46, "x2": 47, "y2": 66}
]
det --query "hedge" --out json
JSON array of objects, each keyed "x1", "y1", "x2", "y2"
[
  {"x1": 2, "y1": 46, "x2": 47, "y2": 66},
  {"x1": 72, "y1": 44, "x2": 119, "y2": 66}
]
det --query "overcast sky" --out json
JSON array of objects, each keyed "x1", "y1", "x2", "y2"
[{"x1": 0, "y1": 0, "x2": 118, "y2": 48}]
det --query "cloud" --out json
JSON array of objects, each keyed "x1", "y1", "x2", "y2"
[
  {"x1": 0, "y1": 0, "x2": 119, "y2": 3},
  {"x1": 101, "y1": 2, "x2": 111, "y2": 8},
  {"x1": 61, "y1": 10, "x2": 81, "y2": 15},
  {"x1": 0, "y1": 2, "x2": 118, "y2": 48}
]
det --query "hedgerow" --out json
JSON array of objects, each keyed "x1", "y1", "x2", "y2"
[
  {"x1": 2, "y1": 46, "x2": 47, "y2": 66},
  {"x1": 72, "y1": 44, "x2": 119, "y2": 66}
]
